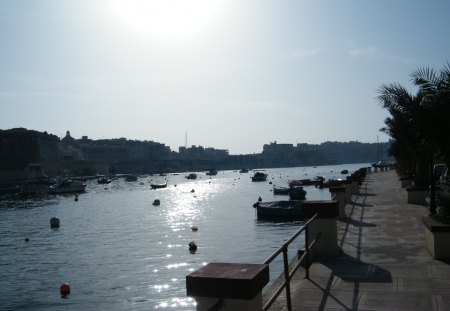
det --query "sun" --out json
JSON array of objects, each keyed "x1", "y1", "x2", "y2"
[{"x1": 109, "y1": 0, "x2": 225, "y2": 44}]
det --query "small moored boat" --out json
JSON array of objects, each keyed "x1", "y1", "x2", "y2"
[
  {"x1": 206, "y1": 169, "x2": 218, "y2": 176},
  {"x1": 253, "y1": 200, "x2": 304, "y2": 220},
  {"x1": 251, "y1": 172, "x2": 268, "y2": 182},
  {"x1": 316, "y1": 179, "x2": 344, "y2": 189},
  {"x1": 289, "y1": 179, "x2": 319, "y2": 187},
  {"x1": 150, "y1": 182, "x2": 167, "y2": 189},
  {"x1": 125, "y1": 175, "x2": 138, "y2": 182},
  {"x1": 97, "y1": 177, "x2": 111, "y2": 184},
  {"x1": 48, "y1": 178, "x2": 86, "y2": 194},
  {"x1": 273, "y1": 186, "x2": 290, "y2": 195},
  {"x1": 185, "y1": 173, "x2": 197, "y2": 180},
  {"x1": 289, "y1": 187, "x2": 307, "y2": 200}
]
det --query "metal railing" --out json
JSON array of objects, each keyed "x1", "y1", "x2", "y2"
[{"x1": 262, "y1": 213, "x2": 322, "y2": 311}]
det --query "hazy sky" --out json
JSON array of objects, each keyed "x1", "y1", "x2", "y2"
[{"x1": 1, "y1": 1, "x2": 449, "y2": 154}]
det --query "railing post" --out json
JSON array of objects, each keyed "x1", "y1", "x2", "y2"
[
  {"x1": 305, "y1": 226, "x2": 310, "y2": 279},
  {"x1": 282, "y1": 247, "x2": 292, "y2": 311}
]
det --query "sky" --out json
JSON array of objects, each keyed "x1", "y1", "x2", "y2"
[{"x1": 0, "y1": 0, "x2": 449, "y2": 155}]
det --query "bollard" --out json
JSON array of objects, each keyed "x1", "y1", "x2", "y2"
[
  {"x1": 347, "y1": 176, "x2": 359, "y2": 196},
  {"x1": 342, "y1": 180, "x2": 353, "y2": 204},
  {"x1": 302, "y1": 200, "x2": 340, "y2": 256},
  {"x1": 329, "y1": 186, "x2": 346, "y2": 219},
  {"x1": 186, "y1": 263, "x2": 269, "y2": 311}
]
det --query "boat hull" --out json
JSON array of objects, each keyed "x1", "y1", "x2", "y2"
[
  {"x1": 150, "y1": 183, "x2": 167, "y2": 189},
  {"x1": 273, "y1": 187, "x2": 290, "y2": 195},
  {"x1": 48, "y1": 184, "x2": 86, "y2": 194},
  {"x1": 255, "y1": 200, "x2": 304, "y2": 220}
]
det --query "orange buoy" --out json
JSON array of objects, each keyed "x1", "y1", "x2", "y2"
[{"x1": 60, "y1": 283, "x2": 71, "y2": 296}]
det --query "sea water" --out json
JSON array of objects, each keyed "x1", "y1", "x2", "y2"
[{"x1": 0, "y1": 164, "x2": 367, "y2": 310}]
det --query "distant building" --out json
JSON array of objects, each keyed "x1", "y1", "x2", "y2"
[
  {"x1": 0, "y1": 128, "x2": 60, "y2": 181},
  {"x1": 59, "y1": 131, "x2": 172, "y2": 175},
  {"x1": 263, "y1": 141, "x2": 294, "y2": 155}
]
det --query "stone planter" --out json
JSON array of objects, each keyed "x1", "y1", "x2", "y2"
[
  {"x1": 400, "y1": 177, "x2": 413, "y2": 188},
  {"x1": 406, "y1": 187, "x2": 429, "y2": 204},
  {"x1": 422, "y1": 216, "x2": 450, "y2": 260},
  {"x1": 186, "y1": 263, "x2": 269, "y2": 311}
]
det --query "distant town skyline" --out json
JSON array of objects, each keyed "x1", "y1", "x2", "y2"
[
  {"x1": 3, "y1": 126, "x2": 391, "y2": 156},
  {"x1": 1, "y1": 0, "x2": 449, "y2": 154}
]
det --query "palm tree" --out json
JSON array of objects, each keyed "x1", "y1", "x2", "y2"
[
  {"x1": 411, "y1": 64, "x2": 450, "y2": 167},
  {"x1": 378, "y1": 63, "x2": 450, "y2": 215},
  {"x1": 377, "y1": 83, "x2": 430, "y2": 187},
  {"x1": 411, "y1": 64, "x2": 450, "y2": 216},
  {"x1": 380, "y1": 116, "x2": 415, "y2": 175}
]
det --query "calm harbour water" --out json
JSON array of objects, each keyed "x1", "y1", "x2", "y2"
[{"x1": 0, "y1": 164, "x2": 367, "y2": 311}]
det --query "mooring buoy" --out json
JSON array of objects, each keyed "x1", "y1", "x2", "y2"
[
  {"x1": 60, "y1": 283, "x2": 71, "y2": 297},
  {"x1": 189, "y1": 241, "x2": 198, "y2": 253},
  {"x1": 50, "y1": 217, "x2": 60, "y2": 228}
]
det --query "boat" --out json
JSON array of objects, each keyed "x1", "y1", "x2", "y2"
[
  {"x1": 0, "y1": 182, "x2": 22, "y2": 195},
  {"x1": 48, "y1": 178, "x2": 86, "y2": 194},
  {"x1": 152, "y1": 199, "x2": 160, "y2": 206},
  {"x1": 125, "y1": 175, "x2": 138, "y2": 182},
  {"x1": 150, "y1": 182, "x2": 167, "y2": 189},
  {"x1": 240, "y1": 168, "x2": 249, "y2": 173},
  {"x1": 288, "y1": 179, "x2": 320, "y2": 187},
  {"x1": 341, "y1": 169, "x2": 349, "y2": 174},
  {"x1": 315, "y1": 176, "x2": 325, "y2": 183},
  {"x1": 316, "y1": 179, "x2": 344, "y2": 189},
  {"x1": 206, "y1": 169, "x2": 218, "y2": 176},
  {"x1": 97, "y1": 177, "x2": 111, "y2": 184},
  {"x1": 288, "y1": 180, "x2": 303, "y2": 187},
  {"x1": 253, "y1": 200, "x2": 304, "y2": 220},
  {"x1": 273, "y1": 186, "x2": 290, "y2": 195},
  {"x1": 186, "y1": 173, "x2": 197, "y2": 180},
  {"x1": 289, "y1": 187, "x2": 307, "y2": 200},
  {"x1": 371, "y1": 160, "x2": 392, "y2": 168},
  {"x1": 273, "y1": 185, "x2": 307, "y2": 198},
  {"x1": 251, "y1": 172, "x2": 268, "y2": 182}
]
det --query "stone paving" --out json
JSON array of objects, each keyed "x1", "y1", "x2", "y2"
[{"x1": 286, "y1": 170, "x2": 450, "y2": 311}]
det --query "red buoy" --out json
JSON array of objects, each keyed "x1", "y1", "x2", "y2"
[{"x1": 60, "y1": 283, "x2": 71, "y2": 296}]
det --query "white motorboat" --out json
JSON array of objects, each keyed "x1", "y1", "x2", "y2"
[{"x1": 48, "y1": 178, "x2": 86, "y2": 194}]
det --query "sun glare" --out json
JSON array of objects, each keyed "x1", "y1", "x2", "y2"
[{"x1": 110, "y1": 0, "x2": 225, "y2": 44}]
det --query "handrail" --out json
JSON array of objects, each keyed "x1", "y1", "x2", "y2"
[{"x1": 262, "y1": 213, "x2": 321, "y2": 311}]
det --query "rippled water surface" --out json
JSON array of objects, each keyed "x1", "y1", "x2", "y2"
[{"x1": 0, "y1": 164, "x2": 366, "y2": 310}]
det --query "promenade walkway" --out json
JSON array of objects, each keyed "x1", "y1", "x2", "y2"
[{"x1": 287, "y1": 169, "x2": 450, "y2": 310}]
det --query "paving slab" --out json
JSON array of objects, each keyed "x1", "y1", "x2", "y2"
[
  {"x1": 359, "y1": 291, "x2": 438, "y2": 311},
  {"x1": 437, "y1": 295, "x2": 450, "y2": 311}
]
